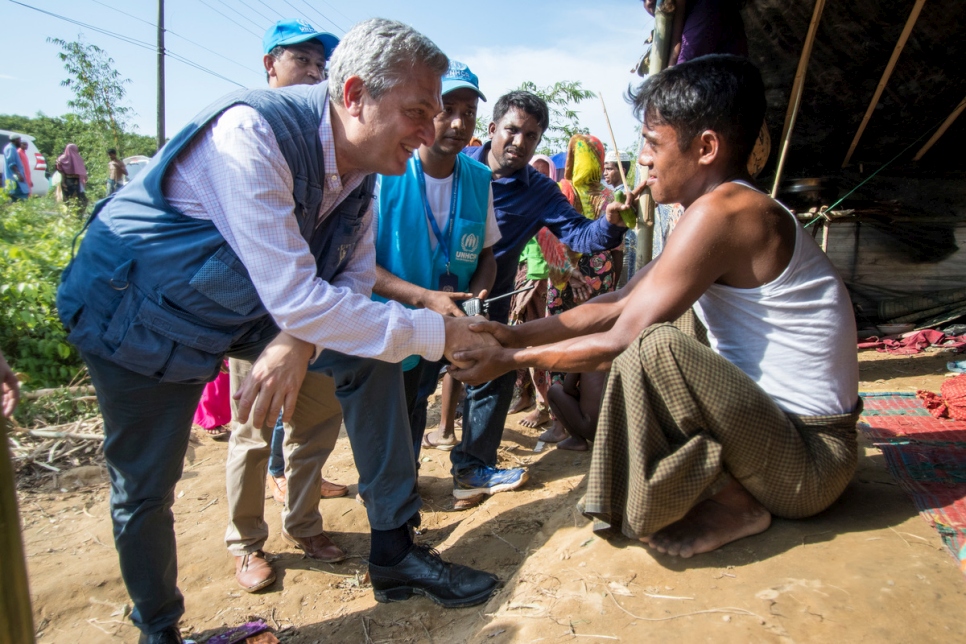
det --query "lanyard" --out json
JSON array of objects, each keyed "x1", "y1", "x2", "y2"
[{"x1": 412, "y1": 151, "x2": 460, "y2": 272}]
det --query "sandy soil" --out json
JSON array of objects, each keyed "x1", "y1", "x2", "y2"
[{"x1": 16, "y1": 347, "x2": 966, "y2": 643}]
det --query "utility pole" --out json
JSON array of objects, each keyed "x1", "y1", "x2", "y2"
[{"x1": 156, "y1": 0, "x2": 166, "y2": 150}]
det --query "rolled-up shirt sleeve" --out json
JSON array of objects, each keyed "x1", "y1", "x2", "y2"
[{"x1": 164, "y1": 105, "x2": 445, "y2": 363}]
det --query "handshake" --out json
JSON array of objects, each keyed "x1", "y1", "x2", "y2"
[{"x1": 441, "y1": 316, "x2": 512, "y2": 385}]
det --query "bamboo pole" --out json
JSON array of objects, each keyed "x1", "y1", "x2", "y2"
[
  {"x1": 1, "y1": 416, "x2": 36, "y2": 644},
  {"x1": 913, "y1": 95, "x2": 966, "y2": 161},
  {"x1": 634, "y1": 0, "x2": 676, "y2": 270},
  {"x1": 770, "y1": 0, "x2": 828, "y2": 198},
  {"x1": 600, "y1": 95, "x2": 629, "y2": 192},
  {"x1": 842, "y1": 0, "x2": 927, "y2": 167}
]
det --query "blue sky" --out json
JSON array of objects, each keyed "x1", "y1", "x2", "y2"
[{"x1": 1, "y1": 0, "x2": 653, "y2": 155}]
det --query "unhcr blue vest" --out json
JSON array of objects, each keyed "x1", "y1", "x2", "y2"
[
  {"x1": 374, "y1": 152, "x2": 491, "y2": 369},
  {"x1": 56, "y1": 82, "x2": 375, "y2": 384}
]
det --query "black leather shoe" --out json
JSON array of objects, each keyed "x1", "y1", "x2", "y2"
[
  {"x1": 138, "y1": 626, "x2": 183, "y2": 644},
  {"x1": 369, "y1": 544, "x2": 499, "y2": 608}
]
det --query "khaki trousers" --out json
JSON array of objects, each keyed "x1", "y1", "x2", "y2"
[{"x1": 224, "y1": 358, "x2": 342, "y2": 556}]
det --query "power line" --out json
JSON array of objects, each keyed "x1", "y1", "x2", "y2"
[
  {"x1": 255, "y1": 0, "x2": 285, "y2": 20},
  {"x1": 211, "y1": 0, "x2": 265, "y2": 33},
  {"x1": 297, "y1": 0, "x2": 348, "y2": 33},
  {"x1": 279, "y1": 0, "x2": 341, "y2": 35},
  {"x1": 9, "y1": 0, "x2": 248, "y2": 88},
  {"x1": 233, "y1": 0, "x2": 277, "y2": 26},
  {"x1": 196, "y1": 0, "x2": 262, "y2": 39},
  {"x1": 313, "y1": 0, "x2": 359, "y2": 30},
  {"x1": 85, "y1": 0, "x2": 261, "y2": 77}
]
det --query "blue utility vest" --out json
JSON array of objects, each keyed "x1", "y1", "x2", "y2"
[
  {"x1": 56, "y1": 82, "x2": 375, "y2": 384},
  {"x1": 374, "y1": 152, "x2": 491, "y2": 370}
]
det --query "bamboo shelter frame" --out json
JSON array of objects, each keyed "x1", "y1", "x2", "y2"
[
  {"x1": 913, "y1": 95, "x2": 966, "y2": 161},
  {"x1": 842, "y1": 0, "x2": 927, "y2": 168},
  {"x1": 770, "y1": 0, "x2": 827, "y2": 198}
]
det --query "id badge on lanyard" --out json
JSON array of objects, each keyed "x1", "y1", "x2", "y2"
[{"x1": 412, "y1": 152, "x2": 461, "y2": 292}]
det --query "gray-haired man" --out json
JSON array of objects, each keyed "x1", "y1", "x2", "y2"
[{"x1": 57, "y1": 18, "x2": 498, "y2": 644}]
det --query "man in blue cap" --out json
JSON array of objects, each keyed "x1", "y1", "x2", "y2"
[
  {"x1": 372, "y1": 61, "x2": 499, "y2": 477},
  {"x1": 262, "y1": 19, "x2": 340, "y2": 88}
]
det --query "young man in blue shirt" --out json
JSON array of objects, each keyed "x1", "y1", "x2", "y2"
[
  {"x1": 452, "y1": 92, "x2": 627, "y2": 508},
  {"x1": 373, "y1": 61, "x2": 499, "y2": 467}
]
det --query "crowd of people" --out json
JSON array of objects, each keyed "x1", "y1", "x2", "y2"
[{"x1": 0, "y1": 6, "x2": 862, "y2": 644}]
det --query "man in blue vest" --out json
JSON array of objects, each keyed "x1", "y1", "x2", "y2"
[
  {"x1": 373, "y1": 61, "x2": 498, "y2": 473},
  {"x1": 450, "y1": 92, "x2": 628, "y2": 509},
  {"x1": 56, "y1": 19, "x2": 499, "y2": 644}
]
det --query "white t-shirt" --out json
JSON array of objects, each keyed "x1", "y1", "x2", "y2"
[
  {"x1": 692, "y1": 184, "x2": 858, "y2": 416},
  {"x1": 422, "y1": 173, "x2": 501, "y2": 251}
]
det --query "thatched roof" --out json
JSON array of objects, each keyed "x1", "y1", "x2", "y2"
[{"x1": 744, "y1": 0, "x2": 966, "y2": 181}]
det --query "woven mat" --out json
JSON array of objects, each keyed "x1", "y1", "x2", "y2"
[{"x1": 860, "y1": 392, "x2": 966, "y2": 576}]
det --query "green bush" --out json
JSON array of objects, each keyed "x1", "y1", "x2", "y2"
[{"x1": 0, "y1": 195, "x2": 86, "y2": 389}]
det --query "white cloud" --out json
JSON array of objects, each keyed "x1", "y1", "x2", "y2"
[
  {"x1": 458, "y1": 4, "x2": 651, "y2": 156},
  {"x1": 0, "y1": 74, "x2": 19, "y2": 81}
]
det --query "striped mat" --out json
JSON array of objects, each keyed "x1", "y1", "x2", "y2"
[{"x1": 860, "y1": 392, "x2": 966, "y2": 576}]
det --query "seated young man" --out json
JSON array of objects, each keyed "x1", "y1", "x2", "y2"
[{"x1": 449, "y1": 54, "x2": 861, "y2": 558}]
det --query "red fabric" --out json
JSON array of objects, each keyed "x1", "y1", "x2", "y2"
[
  {"x1": 858, "y1": 330, "x2": 966, "y2": 355},
  {"x1": 193, "y1": 369, "x2": 232, "y2": 428},
  {"x1": 918, "y1": 374, "x2": 966, "y2": 421},
  {"x1": 17, "y1": 147, "x2": 32, "y2": 188}
]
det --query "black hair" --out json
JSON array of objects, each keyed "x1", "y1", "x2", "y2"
[
  {"x1": 628, "y1": 54, "x2": 765, "y2": 167},
  {"x1": 107, "y1": 148, "x2": 117, "y2": 155},
  {"x1": 492, "y1": 91, "x2": 550, "y2": 134}
]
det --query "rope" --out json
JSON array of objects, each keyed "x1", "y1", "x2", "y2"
[{"x1": 801, "y1": 97, "x2": 966, "y2": 229}]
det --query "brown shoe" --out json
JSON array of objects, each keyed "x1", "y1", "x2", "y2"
[
  {"x1": 282, "y1": 530, "x2": 346, "y2": 563},
  {"x1": 234, "y1": 550, "x2": 276, "y2": 592},
  {"x1": 267, "y1": 474, "x2": 286, "y2": 505},
  {"x1": 320, "y1": 478, "x2": 348, "y2": 499}
]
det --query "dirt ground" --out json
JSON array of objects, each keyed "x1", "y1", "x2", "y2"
[{"x1": 16, "y1": 348, "x2": 966, "y2": 643}]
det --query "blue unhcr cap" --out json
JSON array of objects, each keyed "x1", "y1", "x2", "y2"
[
  {"x1": 441, "y1": 60, "x2": 486, "y2": 101},
  {"x1": 263, "y1": 19, "x2": 340, "y2": 60}
]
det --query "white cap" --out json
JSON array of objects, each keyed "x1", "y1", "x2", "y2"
[{"x1": 605, "y1": 150, "x2": 631, "y2": 163}]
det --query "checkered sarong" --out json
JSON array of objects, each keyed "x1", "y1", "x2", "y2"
[{"x1": 580, "y1": 323, "x2": 862, "y2": 538}]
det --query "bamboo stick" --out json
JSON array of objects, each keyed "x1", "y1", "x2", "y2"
[
  {"x1": 770, "y1": 0, "x2": 827, "y2": 198},
  {"x1": 22, "y1": 386, "x2": 96, "y2": 401},
  {"x1": 842, "y1": 0, "x2": 927, "y2": 167},
  {"x1": 913, "y1": 96, "x2": 966, "y2": 161},
  {"x1": 0, "y1": 416, "x2": 36, "y2": 644},
  {"x1": 635, "y1": 0, "x2": 676, "y2": 269},
  {"x1": 600, "y1": 95, "x2": 630, "y2": 192}
]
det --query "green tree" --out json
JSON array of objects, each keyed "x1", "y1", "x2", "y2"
[
  {"x1": 474, "y1": 81, "x2": 596, "y2": 155},
  {"x1": 48, "y1": 36, "x2": 132, "y2": 151}
]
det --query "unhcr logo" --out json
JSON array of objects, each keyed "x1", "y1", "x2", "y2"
[
  {"x1": 456, "y1": 232, "x2": 480, "y2": 262},
  {"x1": 461, "y1": 232, "x2": 479, "y2": 252}
]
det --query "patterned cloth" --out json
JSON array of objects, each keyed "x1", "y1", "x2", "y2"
[
  {"x1": 581, "y1": 323, "x2": 862, "y2": 538},
  {"x1": 547, "y1": 134, "x2": 620, "y2": 386}
]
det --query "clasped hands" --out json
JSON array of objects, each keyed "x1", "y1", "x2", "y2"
[{"x1": 442, "y1": 316, "x2": 516, "y2": 386}]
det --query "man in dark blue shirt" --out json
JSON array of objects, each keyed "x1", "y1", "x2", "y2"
[{"x1": 452, "y1": 91, "x2": 627, "y2": 508}]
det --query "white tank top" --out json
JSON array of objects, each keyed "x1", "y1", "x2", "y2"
[{"x1": 692, "y1": 182, "x2": 858, "y2": 416}]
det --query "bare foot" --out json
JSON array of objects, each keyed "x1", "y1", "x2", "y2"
[
  {"x1": 538, "y1": 421, "x2": 568, "y2": 443},
  {"x1": 556, "y1": 436, "x2": 588, "y2": 451},
  {"x1": 642, "y1": 479, "x2": 772, "y2": 558},
  {"x1": 519, "y1": 407, "x2": 551, "y2": 428},
  {"x1": 509, "y1": 392, "x2": 535, "y2": 415}
]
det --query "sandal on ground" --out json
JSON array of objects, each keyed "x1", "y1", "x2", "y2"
[
  {"x1": 203, "y1": 425, "x2": 230, "y2": 441},
  {"x1": 423, "y1": 429, "x2": 458, "y2": 451}
]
